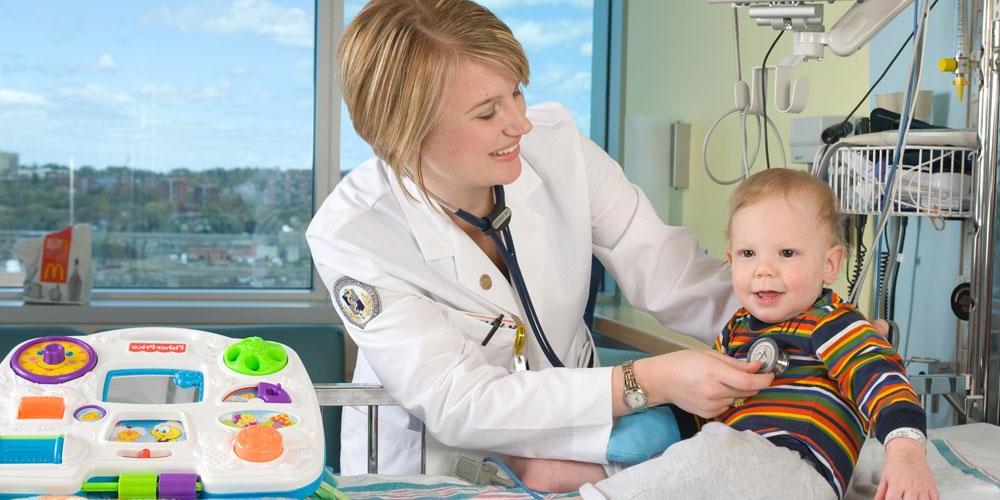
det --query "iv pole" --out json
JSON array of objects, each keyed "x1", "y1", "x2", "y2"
[{"x1": 969, "y1": 0, "x2": 1000, "y2": 424}]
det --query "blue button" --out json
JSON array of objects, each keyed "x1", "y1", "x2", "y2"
[{"x1": 0, "y1": 436, "x2": 64, "y2": 464}]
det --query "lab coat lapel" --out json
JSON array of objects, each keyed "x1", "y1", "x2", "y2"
[
  {"x1": 504, "y1": 161, "x2": 549, "y2": 333},
  {"x1": 387, "y1": 164, "x2": 520, "y2": 315}
]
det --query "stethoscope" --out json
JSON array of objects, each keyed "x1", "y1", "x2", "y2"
[{"x1": 432, "y1": 184, "x2": 570, "y2": 368}]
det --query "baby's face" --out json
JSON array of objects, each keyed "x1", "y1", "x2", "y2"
[{"x1": 728, "y1": 193, "x2": 844, "y2": 323}]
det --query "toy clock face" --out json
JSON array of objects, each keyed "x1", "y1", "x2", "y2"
[{"x1": 12, "y1": 336, "x2": 98, "y2": 384}]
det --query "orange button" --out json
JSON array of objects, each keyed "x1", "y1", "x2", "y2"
[
  {"x1": 18, "y1": 396, "x2": 65, "y2": 419},
  {"x1": 234, "y1": 425, "x2": 283, "y2": 462}
]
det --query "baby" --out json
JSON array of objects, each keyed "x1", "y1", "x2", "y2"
[{"x1": 521, "y1": 169, "x2": 938, "y2": 500}]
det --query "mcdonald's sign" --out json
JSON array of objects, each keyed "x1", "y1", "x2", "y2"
[{"x1": 40, "y1": 226, "x2": 72, "y2": 284}]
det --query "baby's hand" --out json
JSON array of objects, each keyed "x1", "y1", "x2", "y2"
[{"x1": 876, "y1": 437, "x2": 939, "y2": 500}]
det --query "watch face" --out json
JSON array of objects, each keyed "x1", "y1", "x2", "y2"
[{"x1": 625, "y1": 389, "x2": 647, "y2": 410}]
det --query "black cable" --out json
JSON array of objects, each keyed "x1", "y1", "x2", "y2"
[
  {"x1": 847, "y1": 215, "x2": 868, "y2": 297},
  {"x1": 878, "y1": 250, "x2": 890, "y2": 319},
  {"x1": 762, "y1": 29, "x2": 785, "y2": 169},
  {"x1": 834, "y1": 0, "x2": 940, "y2": 132}
]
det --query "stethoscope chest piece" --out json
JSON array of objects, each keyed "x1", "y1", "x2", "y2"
[{"x1": 747, "y1": 337, "x2": 789, "y2": 375}]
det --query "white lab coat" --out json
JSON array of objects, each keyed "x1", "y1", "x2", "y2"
[{"x1": 306, "y1": 102, "x2": 738, "y2": 476}]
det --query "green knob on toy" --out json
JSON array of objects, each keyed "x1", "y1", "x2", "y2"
[{"x1": 223, "y1": 337, "x2": 288, "y2": 376}]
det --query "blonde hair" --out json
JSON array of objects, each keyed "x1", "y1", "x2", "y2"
[
  {"x1": 338, "y1": 0, "x2": 530, "y2": 199},
  {"x1": 727, "y1": 168, "x2": 845, "y2": 247}
]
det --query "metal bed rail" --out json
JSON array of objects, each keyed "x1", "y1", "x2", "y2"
[{"x1": 313, "y1": 383, "x2": 426, "y2": 474}]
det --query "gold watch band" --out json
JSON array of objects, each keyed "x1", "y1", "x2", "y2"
[{"x1": 623, "y1": 359, "x2": 639, "y2": 390}]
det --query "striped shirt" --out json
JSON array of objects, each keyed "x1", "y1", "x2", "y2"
[{"x1": 714, "y1": 290, "x2": 925, "y2": 498}]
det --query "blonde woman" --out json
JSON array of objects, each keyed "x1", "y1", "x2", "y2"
[{"x1": 307, "y1": 0, "x2": 773, "y2": 479}]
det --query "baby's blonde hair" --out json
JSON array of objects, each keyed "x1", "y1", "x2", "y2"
[
  {"x1": 727, "y1": 168, "x2": 845, "y2": 247},
  {"x1": 338, "y1": 0, "x2": 530, "y2": 199}
]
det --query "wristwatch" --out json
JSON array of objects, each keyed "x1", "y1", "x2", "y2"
[{"x1": 622, "y1": 360, "x2": 648, "y2": 412}]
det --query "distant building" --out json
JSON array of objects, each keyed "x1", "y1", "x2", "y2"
[{"x1": 0, "y1": 150, "x2": 18, "y2": 176}]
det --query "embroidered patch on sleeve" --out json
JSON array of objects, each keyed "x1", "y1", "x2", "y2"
[{"x1": 333, "y1": 277, "x2": 382, "y2": 328}]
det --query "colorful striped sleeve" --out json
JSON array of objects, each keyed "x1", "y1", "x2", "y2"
[
  {"x1": 714, "y1": 313, "x2": 738, "y2": 353},
  {"x1": 810, "y1": 305, "x2": 926, "y2": 442}
]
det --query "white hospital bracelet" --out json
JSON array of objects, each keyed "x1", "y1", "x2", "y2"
[{"x1": 884, "y1": 427, "x2": 927, "y2": 447}]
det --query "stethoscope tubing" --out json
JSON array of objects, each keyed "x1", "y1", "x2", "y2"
[{"x1": 453, "y1": 185, "x2": 566, "y2": 368}]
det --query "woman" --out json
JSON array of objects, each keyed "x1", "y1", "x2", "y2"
[{"x1": 306, "y1": 0, "x2": 773, "y2": 477}]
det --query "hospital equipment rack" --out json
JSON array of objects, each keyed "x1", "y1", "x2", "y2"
[{"x1": 823, "y1": 130, "x2": 981, "y2": 422}]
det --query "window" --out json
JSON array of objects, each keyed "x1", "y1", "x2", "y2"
[
  {"x1": 340, "y1": 0, "x2": 596, "y2": 173},
  {"x1": 0, "y1": 0, "x2": 605, "y2": 301},
  {"x1": 0, "y1": 1, "x2": 318, "y2": 291}
]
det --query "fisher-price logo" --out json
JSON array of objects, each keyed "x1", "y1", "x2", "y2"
[{"x1": 128, "y1": 342, "x2": 188, "y2": 353}]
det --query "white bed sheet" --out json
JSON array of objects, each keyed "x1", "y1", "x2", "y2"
[
  {"x1": 848, "y1": 422, "x2": 1000, "y2": 500},
  {"x1": 336, "y1": 423, "x2": 1000, "y2": 499}
]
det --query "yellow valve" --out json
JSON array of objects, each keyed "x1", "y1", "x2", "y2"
[
  {"x1": 939, "y1": 58, "x2": 967, "y2": 102},
  {"x1": 954, "y1": 75, "x2": 968, "y2": 101}
]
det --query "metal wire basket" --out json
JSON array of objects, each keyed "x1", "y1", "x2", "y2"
[{"x1": 825, "y1": 131, "x2": 979, "y2": 218}]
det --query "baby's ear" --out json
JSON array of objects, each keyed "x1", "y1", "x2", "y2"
[
  {"x1": 725, "y1": 250, "x2": 733, "y2": 265},
  {"x1": 823, "y1": 244, "x2": 846, "y2": 284}
]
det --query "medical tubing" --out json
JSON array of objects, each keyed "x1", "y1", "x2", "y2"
[
  {"x1": 731, "y1": 5, "x2": 743, "y2": 82},
  {"x1": 887, "y1": 218, "x2": 908, "y2": 321},
  {"x1": 761, "y1": 30, "x2": 785, "y2": 169},
  {"x1": 482, "y1": 457, "x2": 546, "y2": 499},
  {"x1": 703, "y1": 108, "x2": 756, "y2": 185},
  {"x1": 849, "y1": 0, "x2": 932, "y2": 306}
]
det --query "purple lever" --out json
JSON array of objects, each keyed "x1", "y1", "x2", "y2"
[
  {"x1": 257, "y1": 382, "x2": 291, "y2": 403},
  {"x1": 158, "y1": 473, "x2": 199, "y2": 500},
  {"x1": 43, "y1": 343, "x2": 66, "y2": 365}
]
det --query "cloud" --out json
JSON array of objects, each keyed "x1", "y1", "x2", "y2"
[
  {"x1": 139, "y1": 82, "x2": 230, "y2": 105},
  {"x1": 0, "y1": 88, "x2": 50, "y2": 106},
  {"x1": 580, "y1": 41, "x2": 592, "y2": 57},
  {"x1": 533, "y1": 67, "x2": 590, "y2": 93},
  {"x1": 480, "y1": 0, "x2": 592, "y2": 10},
  {"x1": 149, "y1": 0, "x2": 312, "y2": 48},
  {"x1": 94, "y1": 53, "x2": 119, "y2": 71},
  {"x1": 506, "y1": 19, "x2": 592, "y2": 51},
  {"x1": 53, "y1": 85, "x2": 133, "y2": 106}
]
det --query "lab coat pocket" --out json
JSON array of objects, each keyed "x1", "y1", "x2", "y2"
[{"x1": 448, "y1": 311, "x2": 517, "y2": 370}]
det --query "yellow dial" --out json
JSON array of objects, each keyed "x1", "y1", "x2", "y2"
[{"x1": 16, "y1": 340, "x2": 90, "y2": 376}]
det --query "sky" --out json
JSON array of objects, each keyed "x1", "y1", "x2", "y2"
[{"x1": 0, "y1": 0, "x2": 593, "y2": 173}]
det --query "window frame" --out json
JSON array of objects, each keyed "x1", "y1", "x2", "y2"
[{"x1": 0, "y1": 0, "x2": 616, "y2": 327}]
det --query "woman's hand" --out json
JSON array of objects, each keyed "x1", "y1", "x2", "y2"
[
  {"x1": 636, "y1": 350, "x2": 774, "y2": 418},
  {"x1": 876, "y1": 438, "x2": 939, "y2": 500}
]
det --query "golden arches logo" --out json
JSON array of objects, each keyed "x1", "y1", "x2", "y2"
[{"x1": 42, "y1": 262, "x2": 66, "y2": 282}]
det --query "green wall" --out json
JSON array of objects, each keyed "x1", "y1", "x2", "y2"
[
  {"x1": 614, "y1": 2, "x2": 872, "y2": 345},
  {"x1": 623, "y1": 1, "x2": 871, "y2": 259}
]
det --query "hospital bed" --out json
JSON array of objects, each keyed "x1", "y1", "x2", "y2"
[{"x1": 316, "y1": 383, "x2": 1000, "y2": 500}]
